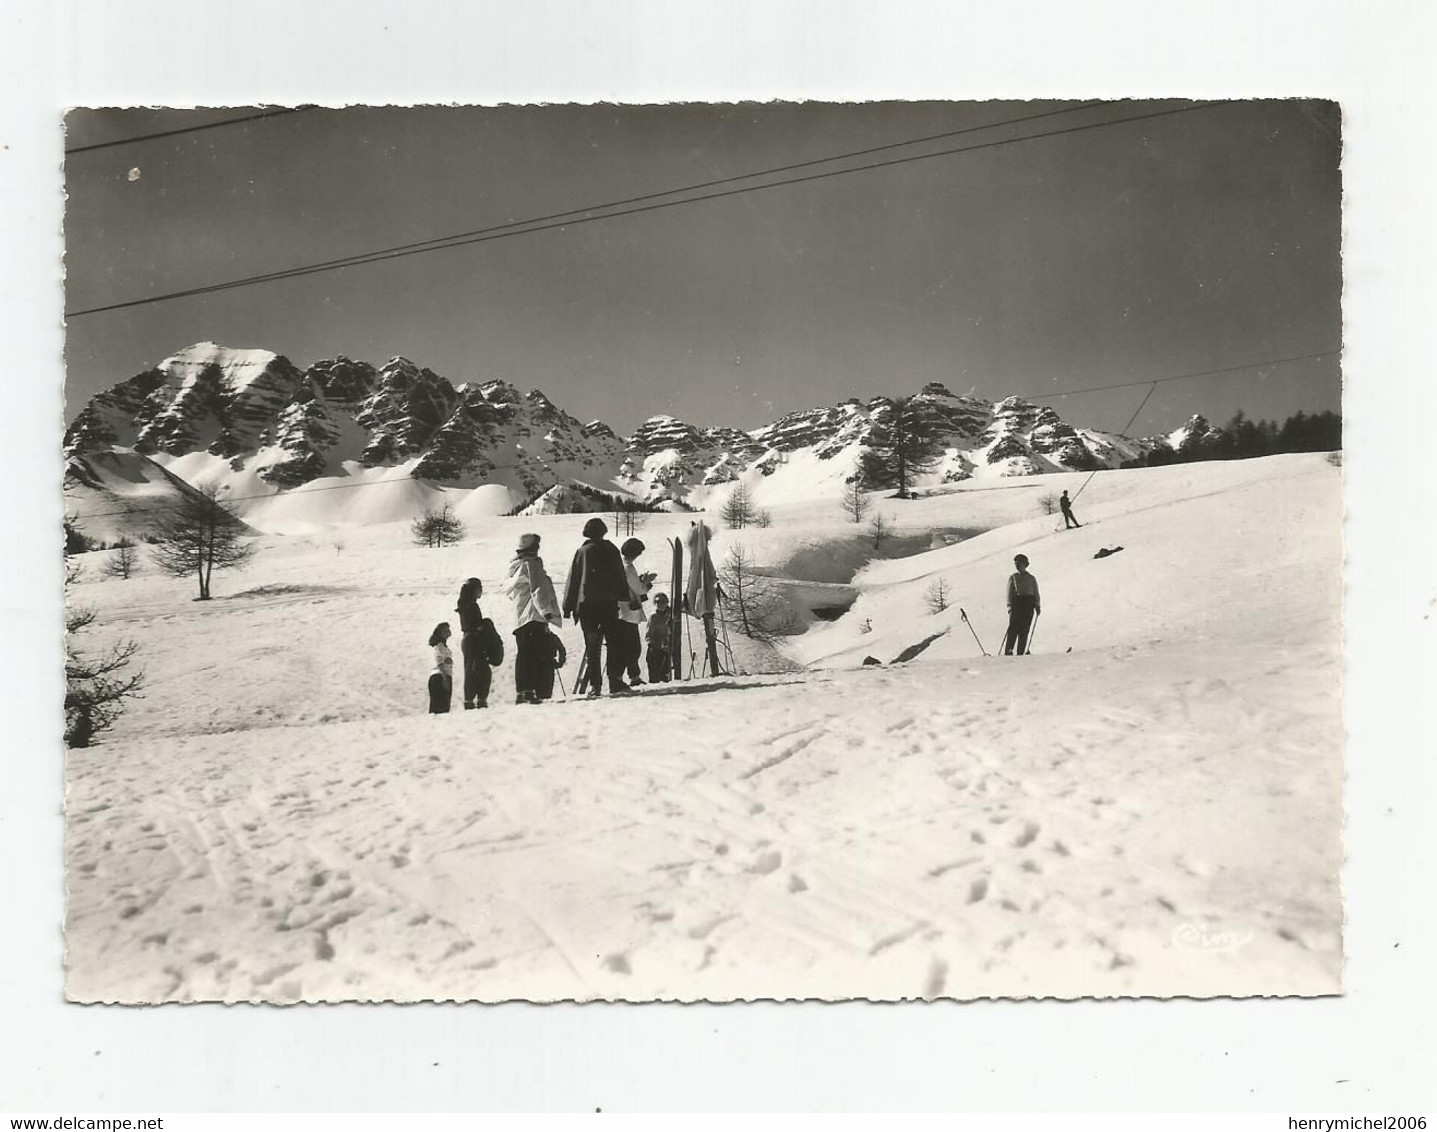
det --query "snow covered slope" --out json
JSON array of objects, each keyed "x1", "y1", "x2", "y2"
[
  {"x1": 62, "y1": 453, "x2": 1342, "y2": 1002},
  {"x1": 64, "y1": 446, "x2": 225, "y2": 545}
]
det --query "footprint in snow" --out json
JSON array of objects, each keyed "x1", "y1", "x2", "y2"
[{"x1": 1013, "y1": 821, "x2": 1040, "y2": 848}]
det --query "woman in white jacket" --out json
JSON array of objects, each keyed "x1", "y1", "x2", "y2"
[{"x1": 502, "y1": 532, "x2": 563, "y2": 704}]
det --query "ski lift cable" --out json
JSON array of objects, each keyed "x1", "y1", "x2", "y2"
[
  {"x1": 1069, "y1": 380, "x2": 1159, "y2": 505},
  {"x1": 66, "y1": 100, "x2": 1230, "y2": 318},
  {"x1": 64, "y1": 108, "x2": 309, "y2": 155},
  {"x1": 80, "y1": 100, "x2": 1110, "y2": 302},
  {"x1": 1009, "y1": 349, "x2": 1339, "y2": 403},
  {"x1": 63, "y1": 346, "x2": 1337, "y2": 525}
]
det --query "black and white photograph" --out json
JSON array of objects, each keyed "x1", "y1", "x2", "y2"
[{"x1": 60, "y1": 99, "x2": 1344, "y2": 1004}]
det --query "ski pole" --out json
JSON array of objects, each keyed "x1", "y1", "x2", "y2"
[
  {"x1": 556, "y1": 667, "x2": 567, "y2": 698},
  {"x1": 958, "y1": 607, "x2": 989, "y2": 657},
  {"x1": 1026, "y1": 612, "x2": 1039, "y2": 655}
]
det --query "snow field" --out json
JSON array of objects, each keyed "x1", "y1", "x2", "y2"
[{"x1": 63, "y1": 452, "x2": 1343, "y2": 1001}]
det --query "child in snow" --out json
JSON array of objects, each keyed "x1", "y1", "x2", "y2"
[
  {"x1": 428, "y1": 622, "x2": 454, "y2": 713},
  {"x1": 502, "y1": 532, "x2": 563, "y2": 705},
  {"x1": 456, "y1": 577, "x2": 504, "y2": 709},
  {"x1": 645, "y1": 592, "x2": 674, "y2": 683},
  {"x1": 1003, "y1": 553, "x2": 1041, "y2": 656},
  {"x1": 534, "y1": 623, "x2": 568, "y2": 701},
  {"x1": 617, "y1": 537, "x2": 657, "y2": 685}
]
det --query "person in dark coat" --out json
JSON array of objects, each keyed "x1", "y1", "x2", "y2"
[
  {"x1": 645, "y1": 592, "x2": 674, "y2": 683},
  {"x1": 1059, "y1": 490, "x2": 1081, "y2": 529},
  {"x1": 534, "y1": 623, "x2": 567, "y2": 701},
  {"x1": 1003, "y1": 553, "x2": 1041, "y2": 656},
  {"x1": 561, "y1": 517, "x2": 632, "y2": 696},
  {"x1": 456, "y1": 576, "x2": 503, "y2": 708}
]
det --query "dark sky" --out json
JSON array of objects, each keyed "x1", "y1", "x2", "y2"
[{"x1": 63, "y1": 100, "x2": 1341, "y2": 437}]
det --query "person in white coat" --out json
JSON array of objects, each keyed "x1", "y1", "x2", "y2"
[
  {"x1": 502, "y1": 532, "x2": 563, "y2": 704},
  {"x1": 617, "y1": 537, "x2": 656, "y2": 685}
]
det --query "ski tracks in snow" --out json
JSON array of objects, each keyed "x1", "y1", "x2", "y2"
[{"x1": 66, "y1": 639, "x2": 1341, "y2": 1001}]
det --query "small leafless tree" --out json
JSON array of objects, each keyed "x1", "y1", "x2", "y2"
[
  {"x1": 1038, "y1": 491, "x2": 1059, "y2": 516},
  {"x1": 65, "y1": 546, "x2": 143, "y2": 748},
  {"x1": 841, "y1": 475, "x2": 872, "y2": 523},
  {"x1": 151, "y1": 486, "x2": 256, "y2": 600},
  {"x1": 867, "y1": 511, "x2": 893, "y2": 549},
  {"x1": 721, "y1": 482, "x2": 756, "y2": 529},
  {"x1": 101, "y1": 536, "x2": 139, "y2": 580},
  {"x1": 717, "y1": 543, "x2": 792, "y2": 642},
  {"x1": 611, "y1": 500, "x2": 647, "y2": 538},
  {"x1": 924, "y1": 577, "x2": 952, "y2": 615},
  {"x1": 411, "y1": 502, "x2": 467, "y2": 548},
  {"x1": 331, "y1": 537, "x2": 346, "y2": 556},
  {"x1": 752, "y1": 507, "x2": 773, "y2": 528}
]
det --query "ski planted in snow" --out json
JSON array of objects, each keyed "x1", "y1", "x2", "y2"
[{"x1": 669, "y1": 536, "x2": 684, "y2": 678}]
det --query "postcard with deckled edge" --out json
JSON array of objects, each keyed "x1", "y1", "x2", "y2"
[{"x1": 60, "y1": 100, "x2": 1343, "y2": 1003}]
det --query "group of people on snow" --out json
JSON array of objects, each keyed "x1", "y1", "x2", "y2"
[
  {"x1": 425, "y1": 504, "x2": 1057, "y2": 710},
  {"x1": 426, "y1": 517, "x2": 675, "y2": 714}
]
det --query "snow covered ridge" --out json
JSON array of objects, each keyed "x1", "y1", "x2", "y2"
[{"x1": 66, "y1": 343, "x2": 1168, "y2": 528}]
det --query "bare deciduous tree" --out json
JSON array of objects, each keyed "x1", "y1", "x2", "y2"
[
  {"x1": 151, "y1": 486, "x2": 256, "y2": 600},
  {"x1": 411, "y1": 502, "x2": 467, "y2": 548},
  {"x1": 101, "y1": 536, "x2": 139, "y2": 580},
  {"x1": 867, "y1": 511, "x2": 893, "y2": 549},
  {"x1": 841, "y1": 475, "x2": 872, "y2": 523},
  {"x1": 721, "y1": 482, "x2": 756, "y2": 529},
  {"x1": 924, "y1": 577, "x2": 952, "y2": 615},
  {"x1": 611, "y1": 499, "x2": 647, "y2": 538},
  {"x1": 717, "y1": 543, "x2": 792, "y2": 642},
  {"x1": 1038, "y1": 491, "x2": 1059, "y2": 516}
]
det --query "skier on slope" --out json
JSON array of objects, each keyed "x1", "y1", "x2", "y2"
[
  {"x1": 617, "y1": 537, "x2": 657, "y2": 686},
  {"x1": 1003, "y1": 553, "x2": 1041, "y2": 656},
  {"x1": 561, "y1": 517, "x2": 633, "y2": 697},
  {"x1": 502, "y1": 532, "x2": 563, "y2": 705},
  {"x1": 1059, "y1": 490, "x2": 1082, "y2": 529}
]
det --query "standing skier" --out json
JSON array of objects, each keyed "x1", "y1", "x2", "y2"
[
  {"x1": 617, "y1": 537, "x2": 656, "y2": 686},
  {"x1": 646, "y1": 592, "x2": 674, "y2": 683},
  {"x1": 502, "y1": 532, "x2": 563, "y2": 704},
  {"x1": 1003, "y1": 553, "x2": 1041, "y2": 656},
  {"x1": 562, "y1": 517, "x2": 633, "y2": 697},
  {"x1": 1059, "y1": 490, "x2": 1082, "y2": 529}
]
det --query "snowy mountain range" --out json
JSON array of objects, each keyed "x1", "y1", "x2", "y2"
[{"x1": 65, "y1": 342, "x2": 1179, "y2": 536}]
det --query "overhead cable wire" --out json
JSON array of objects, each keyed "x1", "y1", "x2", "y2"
[
  {"x1": 64, "y1": 108, "x2": 308, "y2": 155},
  {"x1": 66, "y1": 100, "x2": 1230, "y2": 318},
  {"x1": 1010, "y1": 349, "x2": 1340, "y2": 402},
  {"x1": 1070, "y1": 382, "x2": 1160, "y2": 505},
  {"x1": 95, "y1": 99, "x2": 1104, "y2": 294}
]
